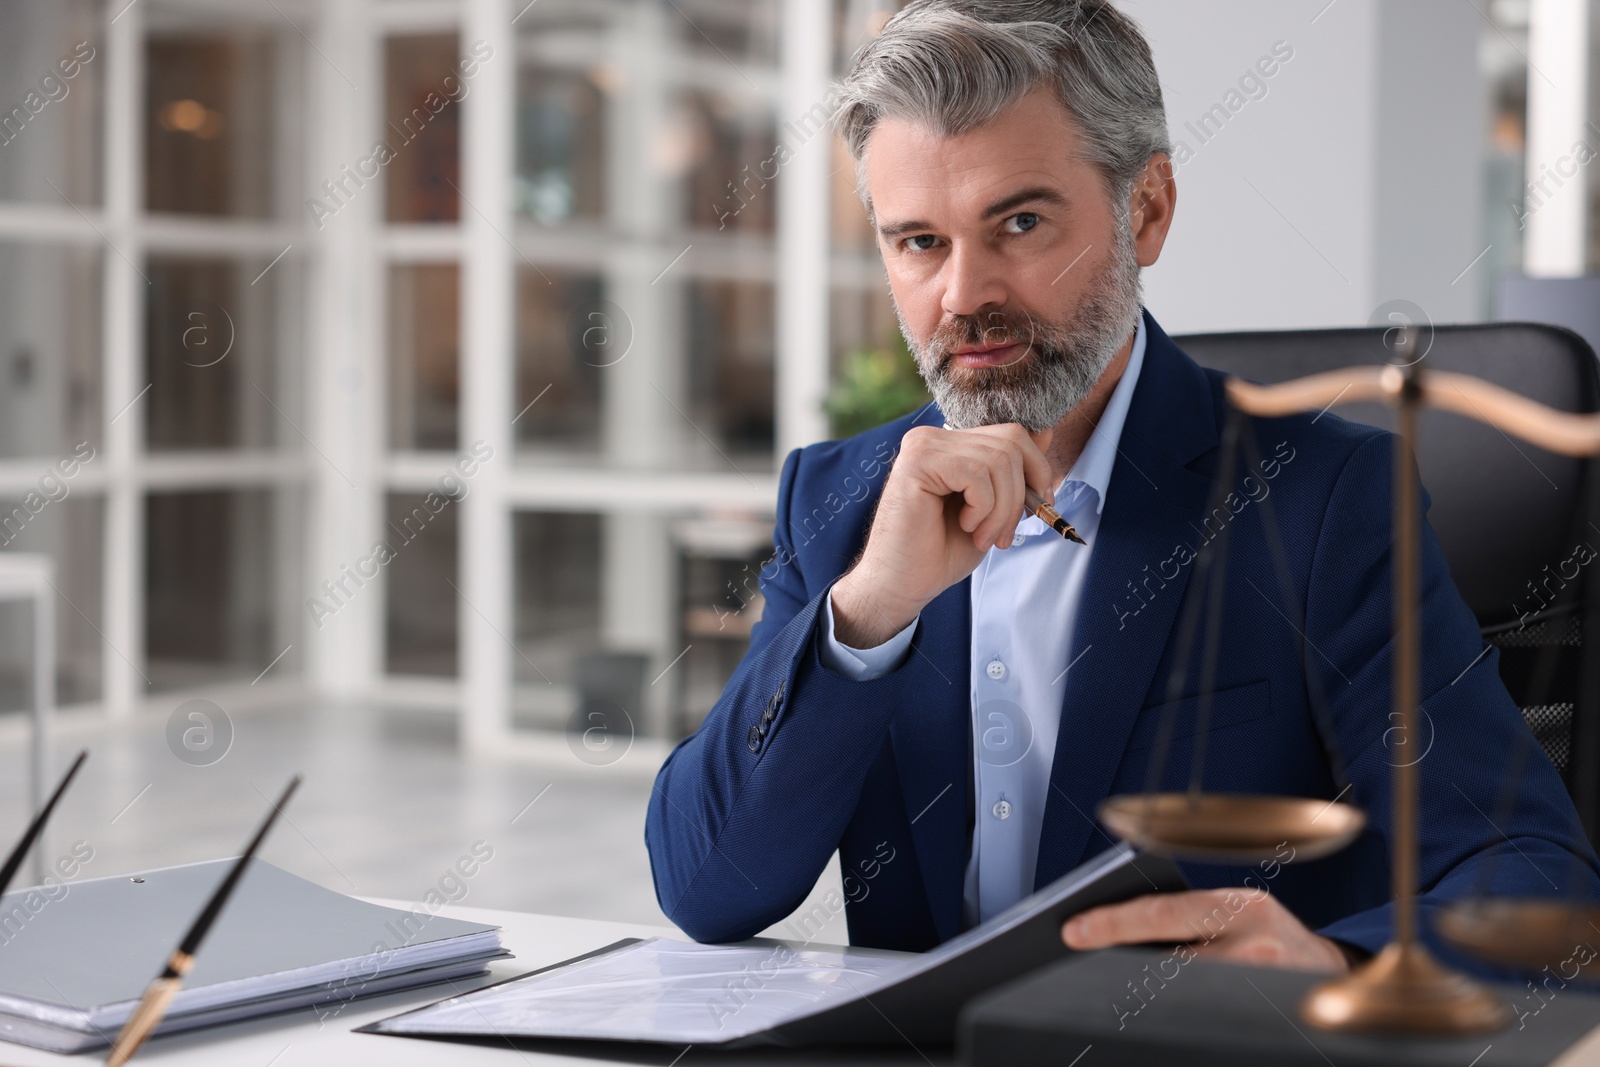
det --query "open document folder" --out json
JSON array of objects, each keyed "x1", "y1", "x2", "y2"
[
  {"x1": 362, "y1": 846, "x2": 1185, "y2": 1049},
  {"x1": 0, "y1": 858, "x2": 507, "y2": 1053}
]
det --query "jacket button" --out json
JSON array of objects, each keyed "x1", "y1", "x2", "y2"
[{"x1": 747, "y1": 725, "x2": 762, "y2": 752}]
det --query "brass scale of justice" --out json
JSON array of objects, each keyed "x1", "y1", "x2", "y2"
[{"x1": 1098, "y1": 326, "x2": 1600, "y2": 1035}]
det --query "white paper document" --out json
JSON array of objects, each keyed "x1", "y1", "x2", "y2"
[{"x1": 387, "y1": 939, "x2": 913, "y2": 1044}]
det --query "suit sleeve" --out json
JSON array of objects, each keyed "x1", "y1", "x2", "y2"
[
  {"x1": 645, "y1": 445, "x2": 918, "y2": 943},
  {"x1": 1302, "y1": 432, "x2": 1600, "y2": 958}
]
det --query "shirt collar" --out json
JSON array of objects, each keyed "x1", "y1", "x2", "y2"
[{"x1": 1054, "y1": 312, "x2": 1148, "y2": 519}]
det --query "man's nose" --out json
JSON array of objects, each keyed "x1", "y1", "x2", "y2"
[{"x1": 940, "y1": 242, "x2": 1008, "y2": 318}]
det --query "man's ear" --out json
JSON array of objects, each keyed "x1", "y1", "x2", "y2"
[{"x1": 1127, "y1": 154, "x2": 1177, "y2": 268}]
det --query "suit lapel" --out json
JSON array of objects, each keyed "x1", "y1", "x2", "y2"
[
  {"x1": 871, "y1": 402, "x2": 971, "y2": 942},
  {"x1": 889, "y1": 577, "x2": 972, "y2": 943},
  {"x1": 1033, "y1": 315, "x2": 1222, "y2": 888}
]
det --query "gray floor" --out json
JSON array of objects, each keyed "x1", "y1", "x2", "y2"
[{"x1": 0, "y1": 699, "x2": 847, "y2": 944}]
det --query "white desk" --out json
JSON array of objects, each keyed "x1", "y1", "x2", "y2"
[
  {"x1": 0, "y1": 903, "x2": 952, "y2": 1067},
  {"x1": 0, "y1": 554, "x2": 54, "y2": 884}
]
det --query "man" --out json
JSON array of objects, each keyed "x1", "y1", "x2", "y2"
[{"x1": 646, "y1": 0, "x2": 1599, "y2": 971}]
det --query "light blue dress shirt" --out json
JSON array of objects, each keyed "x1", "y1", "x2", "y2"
[{"x1": 821, "y1": 316, "x2": 1149, "y2": 926}]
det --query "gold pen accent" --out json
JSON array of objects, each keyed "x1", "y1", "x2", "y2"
[
  {"x1": 1025, "y1": 488, "x2": 1087, "y2": 545},
  {"x1": 103, "y1": 957, "x2": 188, "y2": 1067},
  {"x1": 102, "y1": 778, "x2": 299, "y2": 1066}
]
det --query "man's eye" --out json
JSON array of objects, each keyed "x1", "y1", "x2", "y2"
[
  {"x1": 904, "y1": 234, "x2": 939, "y2": 252},
  {"x1": 1006, "y1": 212, "x2": 1040, "y2": 234}
]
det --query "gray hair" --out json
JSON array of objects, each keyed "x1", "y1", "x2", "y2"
[{"x1": 833, "y1": 1, "x2": 1171, "y2": 211}]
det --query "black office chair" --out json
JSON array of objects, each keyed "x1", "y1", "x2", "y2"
[{"x1": 1177, "y1": 323, "x2": 1600, "y2": 844}]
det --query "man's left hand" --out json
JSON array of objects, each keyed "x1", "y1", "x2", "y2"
[{"x1": 1061, "y1": 889, "x2": 1353, "y2": 972}]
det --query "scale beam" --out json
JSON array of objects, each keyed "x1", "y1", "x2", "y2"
[{"x1": 1227, "y1": 366, "x2": 1600, "y2": 457}]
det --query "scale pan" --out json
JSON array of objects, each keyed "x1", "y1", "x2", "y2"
[
  {"x1": 1437, "y1": 899, "x2": 1600, "y2": 970},
  {"x1": 1099, "y1": 793, "x2": 1366, "y2": 864}
]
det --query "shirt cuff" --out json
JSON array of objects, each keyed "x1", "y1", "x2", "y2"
[{"x1": 819, "y1": 587, "x2": 919, "y2": 680}]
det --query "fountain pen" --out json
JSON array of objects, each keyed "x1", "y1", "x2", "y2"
[{"x1": 1025, "y1": 489, "x2": 1086, "y2": 544}]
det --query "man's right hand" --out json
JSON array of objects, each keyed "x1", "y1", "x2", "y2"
[{"x1": 830, "y1": 423, "x2": 1055, "y2": 649}]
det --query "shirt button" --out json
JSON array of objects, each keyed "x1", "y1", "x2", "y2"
[
  {"x1": 992, "y1": 799, "x2": 1012, "y2": 820},
  {"x1": 1012, "y1": 534, "x2": 1027, "y2": 547},
  {"x1": 986, "y1": 660, "x2": 1007, "y2": 681}
]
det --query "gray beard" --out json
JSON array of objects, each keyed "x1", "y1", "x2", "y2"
[{"x1": 898, "y1": 220, "x2": 1145, "y2": 432}]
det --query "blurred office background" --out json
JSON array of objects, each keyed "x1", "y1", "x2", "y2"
[{"x1": 0, "y1": 0, "x2": 1595, "y2": 927}]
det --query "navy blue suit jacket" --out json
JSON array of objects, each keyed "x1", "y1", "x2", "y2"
[{"x1": 645, "y1": 312, "x2": 1600, "y2": 960}]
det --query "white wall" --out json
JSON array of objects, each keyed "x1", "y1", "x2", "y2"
[
  {"x1": 1127, "y1": 0, "x2": 1486, "y2": 333},
  {"x1": 1523, "y1": 0, "x2": 1593, "y2": 276}
]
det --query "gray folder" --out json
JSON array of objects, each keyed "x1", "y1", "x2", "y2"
[{"x1": 0, "y1": 858, "x2": 507, "y2": 1053}]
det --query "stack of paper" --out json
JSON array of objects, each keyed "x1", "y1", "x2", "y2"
[{"x1": 0, "y1": 858, "x2": 507, "y2": 1053}]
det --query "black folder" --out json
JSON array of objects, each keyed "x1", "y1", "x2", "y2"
[{"x1": 361, "y1": 846, "x2": 1185, "y2": 1049}]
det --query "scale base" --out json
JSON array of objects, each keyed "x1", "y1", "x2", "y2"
[{"x1": 1301, "y1": 941, "x2": 1510, "y2": 1035}]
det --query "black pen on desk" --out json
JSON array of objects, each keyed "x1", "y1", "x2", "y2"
[
  {"x1": 0, "y1": 749, "x2": 87, "y2": 900},
  {"x1": 1026, "y1": 489, "x2": 1087, "y2": 545},
  {"x1": 103, "y1": 774, "x2": 301, "y2": 1067}
]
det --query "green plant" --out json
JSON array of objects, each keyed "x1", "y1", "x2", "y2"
[{"x1": 824, "y1": 332, "x2": 930, "y2": 439}]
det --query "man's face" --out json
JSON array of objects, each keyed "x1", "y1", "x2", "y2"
[{"x1": 864, "y1": 87, "x2": 1149, "y2": 431}]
